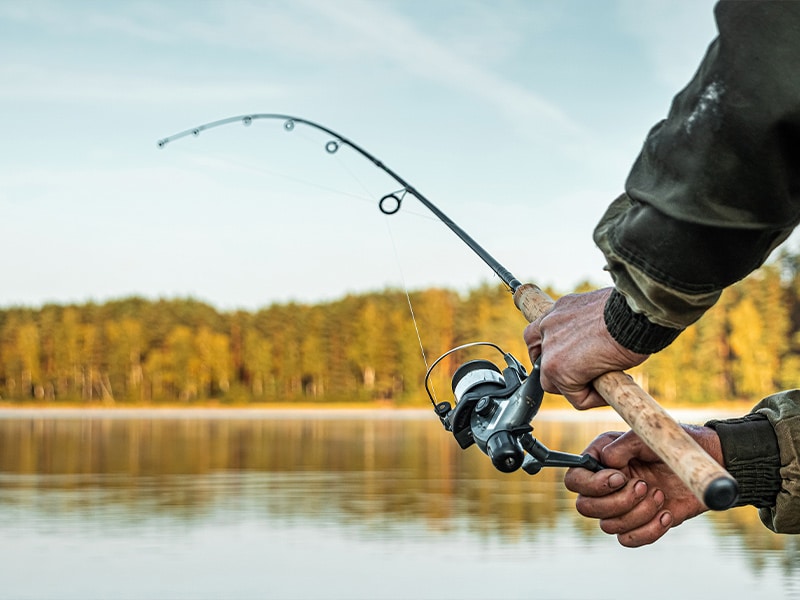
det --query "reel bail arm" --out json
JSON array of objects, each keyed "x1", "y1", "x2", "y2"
[{"x1": 431, "y1": 347, "x2": 602, "y2": 477}]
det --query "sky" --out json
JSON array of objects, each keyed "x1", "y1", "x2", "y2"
[{"x1": 0, "y1": 0, "x2": 743, "y2": 311}]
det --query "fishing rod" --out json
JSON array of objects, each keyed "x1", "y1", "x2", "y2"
[
  {"x1": 158, "y1": 113, "x2": 738, "y2": 511},
  {"x1": 158, "y1": 113, "x2": 522, "y2": 292}
]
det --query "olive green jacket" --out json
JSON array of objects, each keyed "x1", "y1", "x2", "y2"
[
  {"x1": 595, "y1": 0, "x2": 800, "y2": 353},
  {"x1": 593, "y1": 1, "x2": 800, "y2": 530}
]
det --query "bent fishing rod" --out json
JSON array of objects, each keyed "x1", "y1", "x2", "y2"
[
  {"x1": 158, "y1": 114, "x2": 521, "y2": 292},
  {"x1": 158, "y1": 113, "x2": 738, "y2": 510}
]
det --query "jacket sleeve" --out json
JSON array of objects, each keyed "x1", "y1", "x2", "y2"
[
  {"x1": 749, "y1": 391, "x2": 800, "y2": 533},
  {"x1": 594, "y1": 0, "x2": 800, "y2": 354},
  {"x1": 705, "y1": 391, "x2": 800, "y2": 533}
]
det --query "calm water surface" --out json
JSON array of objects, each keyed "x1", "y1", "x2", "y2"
[{"x1": 0, "y1": 408, "x2": 798, "y2": 600}]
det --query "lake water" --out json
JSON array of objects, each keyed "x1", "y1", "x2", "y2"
[{"x1": 0, "y1": 408, "x2": 798, "y2": 600}]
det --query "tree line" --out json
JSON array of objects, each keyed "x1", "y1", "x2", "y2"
[{"x1": 2, "y1": 251, "x2": 800, "y2": 406}]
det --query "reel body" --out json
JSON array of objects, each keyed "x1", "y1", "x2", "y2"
[{"x1": 429, "y1": 343, "x2": 601, "y2": 475}]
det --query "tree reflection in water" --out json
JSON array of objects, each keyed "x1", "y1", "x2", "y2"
[{"x1": 0, "y1": 410, "x2": 796, "y2": 588}]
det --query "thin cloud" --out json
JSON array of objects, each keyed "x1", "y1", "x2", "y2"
[
  {"x1": 617, "y1": 0, "x2": 718, "y2": 90},
  {"x1": 302, "y1": 0, "x2": 583, "y2": 136},
  {"x1": 0, "y1": 64, "x2": 291, "y2": 104},
  {"x1": 0, "y1": 1, "x2": 175, "y2": 43},
  {"x1": 0, "y1": 1, "x2": 580, "y2": 136}
]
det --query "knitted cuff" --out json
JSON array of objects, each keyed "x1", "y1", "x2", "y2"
[
  {"x1": 603, "y1": 289, "x2": 682, "y2": 354},
  {"x1": 705, "y1": 414, "x2": 781, "y2": 508}
]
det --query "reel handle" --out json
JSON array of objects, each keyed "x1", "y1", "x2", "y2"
[{"x1": 513, "y1": 283, "x2": 738, "y2": 511}]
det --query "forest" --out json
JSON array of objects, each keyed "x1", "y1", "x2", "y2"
[{"x1": 2, "y1": 250, "x2": 800, "y2": 407}]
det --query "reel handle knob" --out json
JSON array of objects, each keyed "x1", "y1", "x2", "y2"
[{"x1": 487, "y1": 431, "x2": 524, "y2": 473}]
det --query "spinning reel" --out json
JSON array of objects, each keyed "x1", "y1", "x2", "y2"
[{"x1": 428, "y1": 342, "x2": 602, "y2": 475}]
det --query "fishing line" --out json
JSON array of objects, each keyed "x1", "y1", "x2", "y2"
[
  {"x1": 168, "y1": 117, "x2": 446, "y2": 375},
  {"x1": 175, "y1": 127, "x2": 442, "y2": 225},
  {"x1": 158, "y1": 112, "x2": 524, "y2": 401},
  {"x1": 332, "y1": 154, "x2": 435, "y2": 372},
  {"x1": 158, "y1": 112, "x2": 522, "y2": 399},
  {"x1": 295, "y1": 123, "x2": 436, "y2": 377},
  {"x1": 382, "y1": 214, "x2": 437, "y2": 400},
  {"x1": 179, "y1": 142, "x2": 378, "y2": 208},
  {"x1": 320, "y1": 137, "x2": 437, "y2": 385}
]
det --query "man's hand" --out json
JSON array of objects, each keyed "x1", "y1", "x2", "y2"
[
  {"x1": 523, "y1": 287, "x2": 648, "y2": 409},
  {"x1": 563, "y1": 426, "x2": 722, "y2": 547}
]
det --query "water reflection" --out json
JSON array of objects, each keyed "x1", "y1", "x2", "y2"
[
  {"x1": 0, "y1": 411, "x2": 607, "y2": 533},
  {"x1": 0, "y1": 410, "x2": 798, "y2": 600}
]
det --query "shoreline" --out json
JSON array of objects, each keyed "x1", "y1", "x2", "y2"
[{"x1": 0, "y1": 402, "x2": 750, "y2": 422}]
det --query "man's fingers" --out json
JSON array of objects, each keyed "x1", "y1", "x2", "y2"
[
  {"x1": 539, "y1": 367, "x2": 604, "y2": 409},
  {"x1": 597, "y1": 487, "x2": 666, "y2": 532},
  {"x1": 564, "y1": 388, "x2": 607, "y2": 410},
  {"x1": 564, "y1": 462, "x2": 627, "y2": 498},
  {"x1": 523, "y1": 321, "x2": 542, "y2": 359},
  {"x1": 538, "y1": 355, "x2": 608, "y2": 409},
  {"x1": 573, "y1": 478, "x2": 651, "y2": 520},
  {"x1": 613, "y1": 510, "x2": 674, "y2": 548},
  {"x1": 600, "y1": 429, "x2": 660, "y2": 468}
]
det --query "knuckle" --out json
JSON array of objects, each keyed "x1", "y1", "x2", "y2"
[
  {"x1": 563, "y1": 470, "x2": 578, "y2": 491},
  {"x1": 574, "y1": 496, "x2": 597, "y2": 518},
  {"x1": 599, "y1": 518, "x2": 623, "y2": 535}
]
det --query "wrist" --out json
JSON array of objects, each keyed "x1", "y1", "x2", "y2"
[{"x1": 603, "y1": 288, "x2": 683, "y2": 354}]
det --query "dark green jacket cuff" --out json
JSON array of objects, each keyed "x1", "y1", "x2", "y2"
[
  {"x1": 603, "y1": 289, "x2": 683, "y2": 354},
  {"x1": 705, "y1": 414, "x2": 781, "y2": 509}
]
